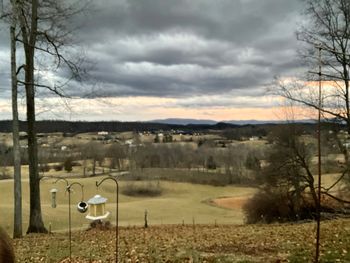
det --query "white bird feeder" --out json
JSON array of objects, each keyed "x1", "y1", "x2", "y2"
[
  {"x1": 50, "y1": 188, "x2": 58, "y2": 208},
  {"x1": 86, "y1": 194, "x2": 110, "y2": 221}
]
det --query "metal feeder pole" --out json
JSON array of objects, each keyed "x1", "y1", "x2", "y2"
[
  {"x1": 42, "y1": 176, "x2": 85, "y2": 262},
  {"x1": 96, "y1": 176, "x2": 119, "y2": 263},
  {"x1": 65, "y1": 182, "x2": 85, "y2": 262}
]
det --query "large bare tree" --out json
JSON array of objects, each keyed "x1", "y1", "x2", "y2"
[
  {"x1": 277, "y1": 0, "x2": 350, "y2": 185},
  {"x1": 275, "y1": 2, "x2": 349, "y2": 261},
  {"x1": 10, "y1": 0, "x2": 88, "y2": 233},
  {"x1": 278, "y1": 0, "x2": 350, "y2": 127}
]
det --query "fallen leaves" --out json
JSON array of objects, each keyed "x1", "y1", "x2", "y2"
[{"x1": 12, "y1": 219, "x2": 350, "y2": 262}]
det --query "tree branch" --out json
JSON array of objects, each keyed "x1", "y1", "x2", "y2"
[{"x1": 17, "y1": 80, "x2": 69, "y2": 98}]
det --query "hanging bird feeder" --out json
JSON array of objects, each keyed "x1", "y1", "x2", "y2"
[
  {"x1": 77, "y1": 201, "x2": 88, "y2": 213},
  {"x1": 50, "y1": 188, "x2": 58, "y2": 208},
  {"x1": 86, "y1": 194, "x2": 110, "y2": 220}
]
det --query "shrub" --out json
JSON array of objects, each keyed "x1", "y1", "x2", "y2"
[
  {"x1": 122, "y1": 181, "x2": 163, "y2": 197},
  {"x1": 53, "y1": 164, "x2": 63, "y2": 171},
  {"x1": 39, "y1": 164, "x2": 50, "y2": 173},
  {"x1": 64, "y1": 158, "x2": 73, "y2": 172},
  {"x1": 243, "y1": 189, "x2": 311, "y2": 224},
  {"x1": 0, "y1": 168, "x2": 11, "y2": 180}
]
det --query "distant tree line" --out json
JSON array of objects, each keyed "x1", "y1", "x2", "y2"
[{"x1": 0, "y1": 120, "x2": 323, "y2": 135}]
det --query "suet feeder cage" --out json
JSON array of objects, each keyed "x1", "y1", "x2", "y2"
[
  {"x1": 86, "y1": 194, "x2": 110, "y2": 220},
  {"x1": 50, "y1": 188, "x2": 58, "y2": 208}
]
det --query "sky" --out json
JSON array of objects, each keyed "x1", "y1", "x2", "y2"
[{"x1": 0, "y1": 0, "x2": 308, "y2": 122}]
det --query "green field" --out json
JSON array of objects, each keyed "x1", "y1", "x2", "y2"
[{"x1": 1, "y1": 173, "x2": 256, "y2": 234}]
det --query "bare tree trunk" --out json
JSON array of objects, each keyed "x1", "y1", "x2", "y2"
[
  {"x1": 26, "y1": 78, "x2": 46, "y2": 233},
  {"x1": 25, "y1": 51, "x2": 47, "y2": 233},
  {"x1": 17, "y1": 0, "x2": 47, "y2": 233},
  {"x1": 10, "y1": 11, "x2": 22, "y2": 238},
  {"x1": 11, "y1": 0, "x2": 87, "y2": 233}
]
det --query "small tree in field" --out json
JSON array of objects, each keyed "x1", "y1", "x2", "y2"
[
  {"x1": 64, "y1": 158, "x2": 73, "y2": 173},
  {"x1": 244, "y1": 124, "x2": 318, "y2": 223}
]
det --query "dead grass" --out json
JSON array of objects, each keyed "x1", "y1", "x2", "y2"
[
  {"x1": 12, "y1": 218, "x2": 350, "y2": 262},
  {"x1": 0, "y1": 175, "x2": 256, "y2": 234}
]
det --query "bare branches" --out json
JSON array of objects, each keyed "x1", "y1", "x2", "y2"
[
  {"x1": 12, "y1": 0, "x2": 88, "y2": 98},
  {"x1": 274, "y1": 78, "x2": 347, "y2": 121},
  {"x1": 16, "y1": 64, "x2": 25, "y2": 75},
  {"x1": 17, "y1": 80, "x2": 68, "y2": 98},
  {"x1": 321, "y1": 191, "x2": 350, "y2": 204}
]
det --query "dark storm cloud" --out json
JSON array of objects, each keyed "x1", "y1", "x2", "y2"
[
  {"x1": 69, "y1": 0, "x2": 304, "y2": 99},
  {"x1": 1, "y1": 0, "x2": 305, "y2": 100}
]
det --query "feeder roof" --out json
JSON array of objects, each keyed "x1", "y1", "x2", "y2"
[
  {"x1": 50, "y1": 188, "x2": 58, "y2": 193},
  {"x1": 87, "y1": 194, "x2": 107, "y2": 205}
]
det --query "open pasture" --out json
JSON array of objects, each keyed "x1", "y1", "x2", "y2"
[{"x1": 1, "y1": 175, "x2": 256, "y2": 234}]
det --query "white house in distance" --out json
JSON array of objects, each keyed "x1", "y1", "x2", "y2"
[{"x1": 98, "y1": 131, "x2": 109, "y2": 136}]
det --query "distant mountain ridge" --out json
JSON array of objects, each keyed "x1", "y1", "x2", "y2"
[
  {"x1": 149, "y1": 118, "x2": 315, "y2": 125},
  {"x1": 150, "y1": 118, "x2": 218, "y2": 125},
  {"x1": 0, "y1": 119, "x2": 316, "y2": 133}
]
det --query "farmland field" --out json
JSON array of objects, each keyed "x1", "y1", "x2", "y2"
[
  {"x1": 1, "y1": 131, "x2": 349, "y2": 262},
  {"x1": 0, "y1": 173, "x2": 256, "y2": 234}
]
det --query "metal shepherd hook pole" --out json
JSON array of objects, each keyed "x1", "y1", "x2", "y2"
[
  {"x1": 52, "y1": 178, "x2": 85, "y2": 262},
  {"x1": 66, "y1": 182, "x2": 85, "y2": 262},
  {"x1": 96, "y1": 176, "x2": 119, "y2": 263},
  {"x1": 315, "y1": 46, "x2": 322, "y2": 263}
]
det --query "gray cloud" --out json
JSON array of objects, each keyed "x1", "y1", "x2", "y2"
[
  {"x1": 1, "y1": 0, "x2": 305, "y2": 104},
  {"x1": 70, "y1": 0, "x2": 304, "y2": 99}
]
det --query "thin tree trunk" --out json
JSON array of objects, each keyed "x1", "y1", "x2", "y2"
[
  {"x1": 10, "y1": 16, "x2": 22, "y2": 238},
  {"x1": 21, "y1": 0, "x2": 47, "y2": 233}
]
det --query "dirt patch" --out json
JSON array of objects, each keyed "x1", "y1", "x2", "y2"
[{"x1": 212, "y1": 196, "x2": 249, "y2": 210}]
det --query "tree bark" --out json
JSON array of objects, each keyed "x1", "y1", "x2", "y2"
[
  {"x1": 16, "y1": 0, "x2": 47, "y2": 233},
  {"x1": 10, "y1": 12, "x2": 22, "y2": 238}
]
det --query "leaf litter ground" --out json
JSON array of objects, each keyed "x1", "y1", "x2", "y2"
[{"x1": 13, "y1": 218, "x2": 350, "y2": 262}]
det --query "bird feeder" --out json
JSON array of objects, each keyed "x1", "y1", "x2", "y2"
[
  {"x1": 86, "y1": 194, "x2": 110, "y2": 220},
  {"x1": 50, "y1": 188, "x2": 58, "y2": 208},
  {"x1": 77, "y1": 201, "x2": 88, "y2": 213}
]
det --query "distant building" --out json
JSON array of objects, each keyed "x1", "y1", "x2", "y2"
[{"x1": 98, "y1": 131, "x2": 109, "y2": 135}]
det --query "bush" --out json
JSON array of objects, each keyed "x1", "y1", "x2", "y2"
[
  {"x1": 0, "y1": 168, "x2": 11, "y2": 180},
  {"x1": 53, "y1": 164, "x2": 63, "y2": 171},
  {"x1": 243, "y1": 189, "x2": 315, "y2": 224},
  {"x1": 122, "y1": 181, "x2": 163, "y2": 197},
  {"x1": 64, "y1": 158, "x2": 73, "y2": 172},
  {"x1": 39, "y1": 164, "x2": 50, "y2": 173}
]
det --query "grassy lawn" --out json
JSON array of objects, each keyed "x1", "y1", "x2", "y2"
[{"x1": 1, "y1": 173, "x2": 256, "y2": 234}]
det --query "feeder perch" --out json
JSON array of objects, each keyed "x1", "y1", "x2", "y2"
[
  {"x1": 86, "y1": 194, "x2": 110, "y2": 220},
  {"x1": 50, "y1": 188, "x2": 58, "y2": 208}
]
